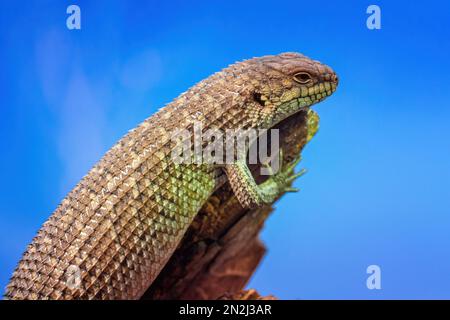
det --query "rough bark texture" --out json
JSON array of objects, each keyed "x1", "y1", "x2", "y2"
[
  {"x1": 142, "y1": 110, "x2": 311, "y2": 300},
  {"x1": 219, "y1": 289, "x2": 277, "y2": 300}
]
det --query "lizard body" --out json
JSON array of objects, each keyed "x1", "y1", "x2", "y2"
[{"x1": 5, "y1": 52, "x2": 337, "y2": 299}]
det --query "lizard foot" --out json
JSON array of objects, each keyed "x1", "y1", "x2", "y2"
[{"x1": 262, "y1": 148, "x2": 306, "y2": 195}]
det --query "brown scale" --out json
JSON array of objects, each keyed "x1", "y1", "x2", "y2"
[{"x1": 5, "y1": 53, "x2": 337, "y2": 299}]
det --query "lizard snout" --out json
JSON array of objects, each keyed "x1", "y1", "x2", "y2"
[
  {"x1": 331, "y1": 73, "x2": 339, "y2": 86},
  {"x1": 320, "y1": 64, "x2": 338, "y2": 93},
  {"x1": 319, "y1": 63, "x2": 338, "y2": 84}
]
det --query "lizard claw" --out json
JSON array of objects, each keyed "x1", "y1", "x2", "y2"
[
  {"x1": 268, "y1": 149, "x2": 307, "y2": 195},
  {"x1": 277, "y1": 148, "x2": 284, "y2": 171},
  {"x1": 286, "y1": 155, "x2": 302, "y2": 172},
  {"x1": 286, "y1": 168, "x2": 307, "y2": 182}
]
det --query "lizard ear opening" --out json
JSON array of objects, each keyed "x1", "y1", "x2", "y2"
[{"x1": 253, "y1": 92, "x2": 265, "y2": 106}]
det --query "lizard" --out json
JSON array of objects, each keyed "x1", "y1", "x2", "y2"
[
  {"x1": 143, "y1": 109, "x2": 323, "y2": 300},
  {"x1": 4, "y1": 52, "x2": 338, "y2": 299}
]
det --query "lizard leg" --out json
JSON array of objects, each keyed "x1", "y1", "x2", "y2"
[{"x1": 225, "y1": 150, "x2": 306, "y2": 208}]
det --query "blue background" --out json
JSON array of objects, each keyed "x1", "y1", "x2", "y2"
[{"x1": 1, "y1": 0, "x2": 449, "y2": 299}]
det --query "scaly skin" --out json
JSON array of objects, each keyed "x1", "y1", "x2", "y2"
[{"x1": 5, "y1": 52, "x2": 338, "y2": 299}]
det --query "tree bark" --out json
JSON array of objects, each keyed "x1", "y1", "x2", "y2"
[{"x1": 141, "y1": 110, "x2": 311, "y2": 300}]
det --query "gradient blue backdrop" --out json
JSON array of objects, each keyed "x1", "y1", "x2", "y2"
[{"x1": 1, "y1": 0, "x2": 449, "y2": 299}]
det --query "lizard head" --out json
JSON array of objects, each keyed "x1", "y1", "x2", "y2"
[{"x1": 237, "y1": 52, "x2": 338, "y2": 128}]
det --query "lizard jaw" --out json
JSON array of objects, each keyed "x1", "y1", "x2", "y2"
[{"x1": 269, "y1": 80, "x2": 337, "y2": 128}]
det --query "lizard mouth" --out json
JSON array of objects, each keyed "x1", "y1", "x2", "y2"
[{"x1": 272, "y1": 80, "x2": 337, "y2": 126}]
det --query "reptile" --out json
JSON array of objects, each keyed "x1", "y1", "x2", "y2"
[{"x1": 5, "y1": 52, "x2": 338, "y2": 299}]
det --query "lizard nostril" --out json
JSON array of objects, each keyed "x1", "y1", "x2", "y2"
[
  {"x1": 333, "y1": 74, "x2": 339, "y2": 85},
  {"x1": 328, "y1": 73, "x2": 338, "y2": 85}
]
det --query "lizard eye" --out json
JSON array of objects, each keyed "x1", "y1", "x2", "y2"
[{"x1": 293, "y1": 72, "x2": 312, "y2": 84}]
